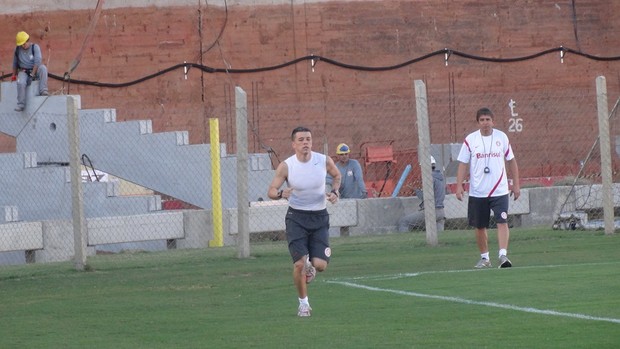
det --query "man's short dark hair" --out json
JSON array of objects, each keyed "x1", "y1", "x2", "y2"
[
  {"x1": 476, "y1": 107, "x2": 494, "y2": 121},
  {"x1": 291, "y1": 126, "x2": 311, "y2": 140}
]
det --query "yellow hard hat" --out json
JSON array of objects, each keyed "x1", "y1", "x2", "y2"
[
  {"x1": 16, "y1": 31, "x2": 30, "y2": 46},
  {"x1": 336, "y1": 143, "x2": 350, "y2": 154}
]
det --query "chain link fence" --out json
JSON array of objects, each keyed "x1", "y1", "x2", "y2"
[{"x1": 0, "y1": 76, "x2": 618, "y2": 268}]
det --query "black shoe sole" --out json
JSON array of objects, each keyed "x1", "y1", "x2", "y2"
[{"x1": 499, "y1": 261, "x2": 512, "y2": 268}]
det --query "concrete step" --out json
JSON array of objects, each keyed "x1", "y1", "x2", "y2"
[
  {"x1": 0, "y1": 152, "x2": 161, "y2": 221},
  {"x1": 1, "y1": 80, "x2": 275, "y2": 213}
]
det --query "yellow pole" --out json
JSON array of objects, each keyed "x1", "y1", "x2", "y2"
[{"x1": 209, "y1": 118, "x2": 224, "y2": 247}]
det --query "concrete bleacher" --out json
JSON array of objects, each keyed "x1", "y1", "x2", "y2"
[
  {"x1": 0, "y1": 79, "x2": 275, "y2": 263},
  {"x1": 1, "y1": 80, "x2": 275, "y2": 212}
]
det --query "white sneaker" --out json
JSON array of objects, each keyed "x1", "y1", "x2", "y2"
[
  {"x1": 474, "y1": 258, "x2": 492, "y2": 269},
  {"x1": 304, "y1": 256, "x2": 316, "y2": 284},
  {"x1": 498, "y1": 255, "x2": 512, "y2": 268},
  {"x1": 298, "y1": 303, "x2": 312, "y2": 317}
]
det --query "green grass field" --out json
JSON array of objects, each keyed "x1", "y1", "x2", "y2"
[{"x1": 0, "y1": 228, "x2": 618, "y2": 348}]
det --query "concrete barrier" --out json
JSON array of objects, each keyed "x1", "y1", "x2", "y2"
[
  {"x1": 4, "y1": 185, "x2": 620, "y2": 265},
  {"x1": 88, "y1": 211, "x2": 184, "y2": 245},
  {"x1": 444, "y1": 190, "x2": 530, "y2": 219},
  {"x1": 0, "y1": 221, "x2": 43, "y2": 252},
  {"x1": 227, "y1": 199, "x2": 359, "y2": 234}
]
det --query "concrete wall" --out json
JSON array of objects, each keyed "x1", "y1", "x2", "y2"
[{"x1": 5, "y1": 184, "x2": 614, "y2": 265}]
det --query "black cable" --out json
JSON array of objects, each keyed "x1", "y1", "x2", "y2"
[
  {"x1": 317, "y1": 50, "x2": 444, "y2": 71},
  {"x1": 1, "y1": 46, "x2": 619, "y2": 87},
  {"x1": 570, "y1": 0, "x2": 582, "y2": 52},
  {"x1": 564, "y1": 47, "x2": 620, "y2": 61},
  {"x1": 451, "y1": 47, "x2": 562, "y2": 62},
  {"x1": 201, "y1": 0, "x2": 228, "y2": 55}
]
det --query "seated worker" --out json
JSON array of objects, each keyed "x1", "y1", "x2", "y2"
[
  {"x1": 398, "y1": 156, "x2": 445, "y2": 232},
  {"x1": 12, "y1": 31, "x2": 49, "y2": 111}
]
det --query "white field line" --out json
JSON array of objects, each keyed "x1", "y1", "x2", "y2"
[
  {"x1": 326, "y1": 262, "x2": 620, "y2": 324},
  {"x1": 327, "y1": 261, "x2": 620, "y2": 282}
]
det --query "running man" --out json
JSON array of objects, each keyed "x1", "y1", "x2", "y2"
[{"x1": 268, "y1": 126, "x2": 341, "y2": 317}]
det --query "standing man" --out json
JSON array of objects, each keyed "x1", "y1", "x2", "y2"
[
  {"x1": 268, "y1": 126, "x2": 341, "y2": 317},
  {"x1": 397, "y1": 156, "x2": 445, "y2": 232},
  {"x1": 330, "y1": 143, "x2": 367, "y2": 199},
  {"x1": 456, "y1": 107, "x2": 520, "y2": 269},
  {"x1": 12, "y1": 31, "x2": 49, "y2": 112}
]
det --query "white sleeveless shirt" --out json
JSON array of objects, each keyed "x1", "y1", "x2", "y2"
[{"x1": 285, "y1": 151, "x2": 327, "y2": 210}]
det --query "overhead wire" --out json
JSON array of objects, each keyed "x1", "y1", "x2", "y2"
[
  {"x1": 64, "y1": 0, "x2": 105, "y2": 79},
  {"x1": 63, "y1": 0, "x2": 106, "y2": 95},
  {"x1": 570, "y1": 0, "x2": 582, "y2": 52},
  {"x1": 2, "y1": 46, "x2": 618, "y2": 87},
  {"x1": 198, "y1": 0, "x2": 278, "y2": 165},
  {"x1": 200, "y1": 0, "x2": 228, "y2": 57}
]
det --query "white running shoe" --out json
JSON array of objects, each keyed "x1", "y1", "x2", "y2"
[
  {"x1": 474, "y1": 258, "x2": 492, "y2": 269},
  {"x1": 297, "y1": 303, "x2": 312, "y2": 317},
  {"x1": 304, "y1": 256, "x2": 316, "y2": 284}
]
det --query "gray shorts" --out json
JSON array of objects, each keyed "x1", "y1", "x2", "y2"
[
  {"x1": 285, "y1": 207, "x2": 331, "y2": 263},
  {"x1": 467, "y1": 194, "x2": 510, "y2": 228}
]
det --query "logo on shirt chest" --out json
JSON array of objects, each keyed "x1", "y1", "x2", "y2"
[{"x1": 476, "y1": 151, "x2": 502, "y2": 159}]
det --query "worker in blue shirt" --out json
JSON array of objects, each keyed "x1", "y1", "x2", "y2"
[{"x1": 328, "y1": 143, "x2": 367, "y2": 199}]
